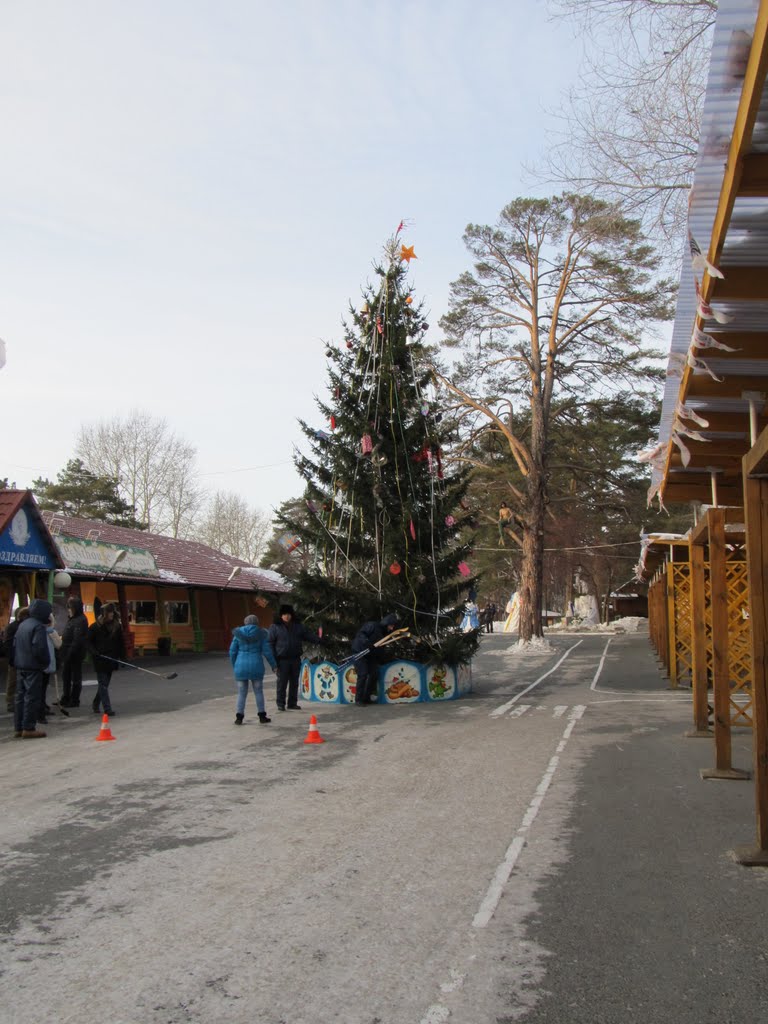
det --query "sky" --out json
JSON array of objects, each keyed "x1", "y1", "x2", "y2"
[{"x1": 1, "y1": 0, "x2": 584, "y2": 522}]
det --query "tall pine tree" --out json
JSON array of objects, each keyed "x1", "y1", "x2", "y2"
[{"x1": 278, "y1": 236, "x2": 479, "y2": 666}]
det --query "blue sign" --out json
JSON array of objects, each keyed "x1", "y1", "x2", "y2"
[{"x1": 0, "y1": 505, "x2": 56, "y2": 570}]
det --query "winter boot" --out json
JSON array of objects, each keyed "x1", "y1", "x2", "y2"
[
  {"x1": 21, "y1": 729, "x2": 47, "y2": 739},
  {"x1": 235, "y1": 713, "x2": 244, "y2": 725},
  {"x1": 258, "y1": 712, "x2": 271, "y2": 724}
]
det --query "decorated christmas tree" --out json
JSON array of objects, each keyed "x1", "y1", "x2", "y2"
[{"x1": 277, "y1": 233, "x2": 479, "y2": 666}]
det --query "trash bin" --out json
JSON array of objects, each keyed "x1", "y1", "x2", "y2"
[{"x1": 157, "y1": 636, "x2": 172, "y2": 656}]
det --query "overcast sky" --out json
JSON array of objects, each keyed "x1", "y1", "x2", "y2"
[{"x1": 1, "y1": 0, "x2": 583, "y2": 520}]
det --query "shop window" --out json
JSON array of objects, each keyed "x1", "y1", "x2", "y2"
[
  {"x1": 165, "y1": 601, "x2": 190, "y2": 625},
  {"x1": 128, "y1": 601, "x2": 157, "y2": 625}
]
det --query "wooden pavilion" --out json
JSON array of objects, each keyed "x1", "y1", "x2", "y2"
[{"x1": 642, "y1": 0, "x2": 768, "y2": 864}]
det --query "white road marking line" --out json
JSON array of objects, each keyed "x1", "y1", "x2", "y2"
[
  {"x1": 552, "y1": 705, "x2": 567, "y2": 718},
  {"x1": 589, "y1": 637, "x2": 612, "y2": 690},
  {"x1": 473, "y1": 706, "x2": 586, "y2": 929},
  {"x1": 489, "y1": 640, "x2": 583, "y2": 717},
  {"x1": 508, "y1": 704, "x2": 531, "y2": 718}
]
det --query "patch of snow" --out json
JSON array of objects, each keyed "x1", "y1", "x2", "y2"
[{"x1": 158, "y1": 568, "x2": 188, "y2": 583}]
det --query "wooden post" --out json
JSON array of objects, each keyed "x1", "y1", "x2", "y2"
[
  {"x1": 734, "y1": 438, "x2": 768, "y2": 863},
  {"x1": 188, "y1": 588, "x2": 205, "y2": 653},
  {"x1": 666, "y1": 562, "x2": 678, "y2": 687},
  {"x1": 687, "y1": 541, "x2": 712, "y2": 737},
  {"x1": 701, "y1": 508, "x2": 750, "y2": 781}
]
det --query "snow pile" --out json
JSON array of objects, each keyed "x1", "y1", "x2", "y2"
[
  {"x1": 608, "y1": 616, "x2": 645, "y2": 633},
  {"x1": 548, "y1": 615, "x2": 646, "y2": 634}
]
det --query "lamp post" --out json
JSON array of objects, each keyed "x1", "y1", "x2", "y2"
[{"x1": 100, "y1": 549, "x2": 128, "y2": 583}]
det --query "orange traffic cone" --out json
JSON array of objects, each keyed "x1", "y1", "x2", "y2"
[
  {"x1": 95, "y1": 714, "x2": 116, "y2": 742},
  {"x1": 303, "y1": 714, "x2": 325, "y2": 744}
]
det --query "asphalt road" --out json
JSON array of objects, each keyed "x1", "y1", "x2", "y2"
[{"x1": 1, "y1": 630, "x2": 766, "y2": 1024}]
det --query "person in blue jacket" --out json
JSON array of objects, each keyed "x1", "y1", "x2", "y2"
[
  {"x1": 12, "y1": 598, "x2": 53, "y2": 739},
  {"x1": 230, "y1": 614, "x2": 277, "y2": 725}
]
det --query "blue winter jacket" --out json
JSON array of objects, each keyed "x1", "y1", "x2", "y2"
[{"x1": 229, "y1": 624, "x2": 277, "y2": 681}]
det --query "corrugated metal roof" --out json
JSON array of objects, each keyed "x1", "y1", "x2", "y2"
[{"x1": 657, "y1": 0, "x2": 768, "y2": 506}]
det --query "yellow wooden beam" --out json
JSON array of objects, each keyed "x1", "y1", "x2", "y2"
[{"x1": 744, "y1": 422, "x2": 768, "y2": 476}]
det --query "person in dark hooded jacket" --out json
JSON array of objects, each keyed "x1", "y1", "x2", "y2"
[
  {"x1": 60, "y1": 597, "x2": 89, "y2": 707},
  {"x1": 87, "y1": 603, "x2": 125, "y2": 715},
  {"x1": 350, "y1": 613, "x2": 398, "y2": 705},
  {"x1": 266, "y1": 604, "x2": 322, "y2": 711},
  {"x1": 12, "y1": 598, "x2": 53, "y2": 738}
]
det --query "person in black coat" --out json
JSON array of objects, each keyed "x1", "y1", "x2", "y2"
[
  {"x1": 12, "y1": 599, "x2": 52, "y2": 738},
  {"x1": 60, "y1": 597, "x2": 89, "y2": 707},
  {"x1": 3, "y1": 606, "x2": 29, "y2": 713},
  {"x1": 266, "y1": 604, "x2": 321, "y2": 711},
  {"x1": 350, "y1": 613, "x2": 398, "y2": 705},
  {"x1": 87, "y1": 603, "x2": 126, "y2": 715}
]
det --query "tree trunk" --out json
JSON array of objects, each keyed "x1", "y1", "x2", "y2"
[{"x1": 518, "y1": 469, "x2": 546, "y2": 641}]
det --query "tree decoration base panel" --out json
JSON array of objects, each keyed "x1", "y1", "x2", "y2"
[{"x1": 299, "y1": 658, "x2": 473, "y2": 705}]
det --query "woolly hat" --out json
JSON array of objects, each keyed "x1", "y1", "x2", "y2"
[
  {"x1": 279, "y1": 604, "x2": 295, "y2": 617},
  {"x1": 244, "y1": 614, "x2": 259, "y2": 625}
]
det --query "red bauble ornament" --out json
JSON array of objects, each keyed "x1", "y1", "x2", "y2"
[
  {"x1": 389, "y1": 562, "x2": 402, "y2": 575},
  {"x1": 330, "y1": 416, "x2": 336, "y2": 430}
]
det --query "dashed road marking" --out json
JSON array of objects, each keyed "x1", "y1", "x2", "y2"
[{"x1": 489, "y1": 641, "x2": 583, "y2": 717}]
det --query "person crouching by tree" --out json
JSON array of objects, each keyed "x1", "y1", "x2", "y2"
[
  {"x1": 87, "y1": 603, "x2": 125, "y2": 716},
  {"x1": 266, "y1": 604, "x2": 321, "y2": 711},
  {"x1": 230, "y1": 614, "x2": 277, "y2": 726},
  {"x1": 350, "y1": 613, "x2": 398, "y2": 706},
  {"x1": 12, "y1": 599, "x2": 53, "y2": 739},
  {"x1": 60, "y1": 598, "x2": 89, "y2": 707}
]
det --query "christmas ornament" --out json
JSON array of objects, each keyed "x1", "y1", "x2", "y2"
[
  {"x1": 314, "y1": 430, "x2": 331, "y2": 441},
  {"x1": 330, "y1": 416, "x2": 336, "y2": 430},
  {"x1": 405, "y1": 296, "x2": 413, "y2": 305},
  {"x1": 346, "y1": 339, "x2": 354, "y2": 349},
  {"x1": 377, "y1": 317, "x2": 383, "y2": 335},
  {"x1": 421, "y1": 402, "x2": 429, "y2": 416},
  {"x1": 400, "y1": 244, "x2": 417, "y2": 263},
  {"x1": 445, "y1": 515, "x2": 456, "y2": 527},
  {"x1": 410, "y1": 519, "x2": 416, "y2": 540},
  {"x1": 278, "y1": 533, "x2": 302, "y2": 553},
  {"x1": 457, "y1": 561, "x2": 471, "y2": 577},
  {"x1": 389, "y1": 562, "x2": 402, "y2": 575},
  {"x1": 361, "y1": 434, "x2": 373, "y2": 455},
  {"x1": 306, "y1": 500, "x2": 318, "y2": 514}
]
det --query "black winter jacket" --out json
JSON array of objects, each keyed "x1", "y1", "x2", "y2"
[
  {"x1": 13, "y1": 599, "x2": 53, "y2": 672},
  {"x1": 87, "y1": 617, "x2": 126, "y2": 672},
  {"x1": 267, "y1": 619, "x2": 320, "y2": 660},
  {"x1": 62, "y1": 600, "x2": 89, "y2": 659},
  {"x1": 350, "y1": 614, "x2": 398, "y2": 656}
]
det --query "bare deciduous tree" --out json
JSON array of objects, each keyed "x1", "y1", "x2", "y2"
[
  {"x1": 438, "y1": 194, "x2": 672, "y2": 641},
  {"x1": 76, "y1": 410, "x2": 200, "y2": 536},
  {"x1": 195, "y1": 491, "x2": 271, "y2": 564},
  {"x1": 544, "y1": 0, "x2": 718, "y2": 253}
]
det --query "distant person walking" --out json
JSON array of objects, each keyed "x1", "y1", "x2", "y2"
[
  {"x1": 230, "y1": 614, "x2": 277, "y2": 725},
  {"x1": 60, "y1": 597, "x2": 89, "y2": 707},
  {"x1": 12, "y1": 599, "x2": 52, "y2": 739},
  {"x1": 266, "y1": 605, "x2": 322, "y2": 711},
  {"x1": 87, "y1": 603, "x2": 125, "y2": 716}
]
